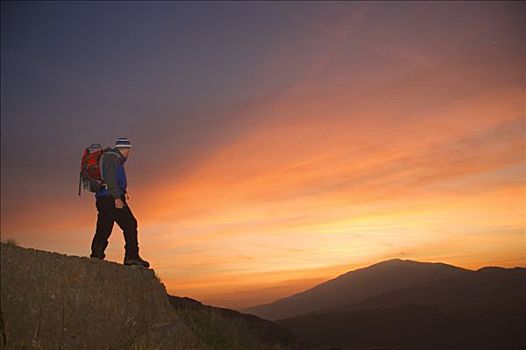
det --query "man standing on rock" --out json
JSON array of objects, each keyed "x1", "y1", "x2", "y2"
[{"x1": 90, "y1": 137, "x2": 150, "y2": 268}]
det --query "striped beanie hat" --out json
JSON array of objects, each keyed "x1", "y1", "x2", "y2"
[{"x1": 115, "y1": 137, "x2": 132, "y2": 148}]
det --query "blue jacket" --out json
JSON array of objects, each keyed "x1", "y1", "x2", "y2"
[{"x1": 95, "y1": 147, "x2": 128, "y2": 199}]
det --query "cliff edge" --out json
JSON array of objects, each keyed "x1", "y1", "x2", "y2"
[{"x1": 0, "y1": 243, "x2": 205, "y2": 349}]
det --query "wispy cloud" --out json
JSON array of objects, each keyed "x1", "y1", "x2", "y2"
[{"x1": 2, "y1": 2, "x2": 524, "y2": 308}]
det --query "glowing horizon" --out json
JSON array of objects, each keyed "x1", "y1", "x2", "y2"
[{"x1": 1, "y1": 2, "x2": 524, "y2": 309}]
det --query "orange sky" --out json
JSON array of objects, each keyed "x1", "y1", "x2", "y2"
[
  {"x1": 1, "y1": 2, "x2": 524, "y2": 309},
  {"x1": 139, "y1": 84, "x2": 524, "y2": 308}
]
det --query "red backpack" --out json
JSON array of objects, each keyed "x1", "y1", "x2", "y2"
[{"x1": 78, "y1": 143, "x2": 106, "y2": 195}]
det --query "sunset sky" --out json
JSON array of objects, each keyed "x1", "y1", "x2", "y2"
[{"x1": 1, "y1": 1, "x2": 524, "y2": 309}]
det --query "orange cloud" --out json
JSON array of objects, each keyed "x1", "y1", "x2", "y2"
[
  {"x1": 122, "y1": 82, "x2": 524, "y2": 308},
  {"x1": 2, "y1": 4, "x2": 523, "y2": 310}
]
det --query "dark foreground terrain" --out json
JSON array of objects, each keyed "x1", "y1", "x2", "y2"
[
  {"x1": 249, "y1": 259, "x2": 526, "y2": 350},
  {"x1": 0, "y1": 243, "x2": 306, "y2": 350},
  {"x1": 3, "y1": 243, "x2": 524, "y2": 350}
]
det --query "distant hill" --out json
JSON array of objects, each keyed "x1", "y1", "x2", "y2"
[
  {"x1": 0, "y1": 243, "x2": 305, "y2": 350},
  {"x1": 243, "y1": 259, "x2": 469, "y2": 320},
  {"x1": 276, "y1": 266, "x2": 526, "y2": 350},
  {"x1": 313, "y1": 265, "x2": 526, "y2": 314}
]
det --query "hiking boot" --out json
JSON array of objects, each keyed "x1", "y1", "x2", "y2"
[
  {"x1": 124, "y1": 255, "x2": 150, "y2": 268},
  {"x1": 90, "y1": 242, "x2": 107, "y2": 260},
  {"x1": 90, "y1": 253, "x2": 106, "y2": 260}
]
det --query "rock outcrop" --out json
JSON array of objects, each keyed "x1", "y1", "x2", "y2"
[{"x1": 0, "y1": 243, "x2": 205, "y2": 349}]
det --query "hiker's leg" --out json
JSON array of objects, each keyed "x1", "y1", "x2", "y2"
[
  {"x1": 91, "y1": 196, "x2": 115, "y2": 258},
  {"x1": 114, "y1": 203, "x2": 139, "y2": 258}
]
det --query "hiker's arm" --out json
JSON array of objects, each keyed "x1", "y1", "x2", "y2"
[{"x1": 102, "y1": 155, "x2": 122, "y2": 200}]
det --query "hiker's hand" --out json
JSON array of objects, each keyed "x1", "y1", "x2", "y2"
[{"x1": 115, "y1": 198, "x2": 124, "y2": 209}]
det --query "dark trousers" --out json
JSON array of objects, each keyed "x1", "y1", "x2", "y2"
[{"x1": 91, "y1": 195, "x2": 139, "y2": 258}]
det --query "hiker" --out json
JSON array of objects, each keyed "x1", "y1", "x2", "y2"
[{"x1": 89, "y1": 137, "x2": 150, "y2": 267}]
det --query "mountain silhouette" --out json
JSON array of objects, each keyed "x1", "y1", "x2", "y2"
[
  {"x1": 243, "y1": 259, "x2": 468, "y2": 320},
  {"x1": 276, "y1": 265, "x2": 526, "y2": 350},
  {"x1": 312, "y1": 265, "x2": 526, "y2": 314}
]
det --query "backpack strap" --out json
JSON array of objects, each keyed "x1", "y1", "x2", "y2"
[{"x1": 99, "y1": 150, "x2": 122, "y2": 184}]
